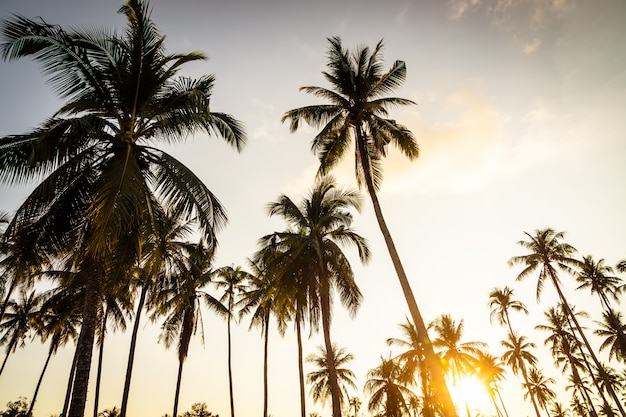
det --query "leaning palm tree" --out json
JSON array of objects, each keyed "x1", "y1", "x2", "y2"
[
  {"x1": 0, "y1": 1, "x2": 245, "y2": 415},
  {"x1": 595, "y1": 309, "x2": 626, "y2": 363},
  {"x1": 259, "y1": 175, "x2": 370, "y2": 417},
  {"x1": 0, "y1": 289, "x2": 42, "y2": 376},
  {"x1": 574, "y1": 255, "x2": 622, "y2": 312},
  {"x1": 509, "y1": 229, "x2": 625, "y2": 416},
  {"x1": 306, "y1": 344, "x2": 358, "y2": 411},
  {"x1": 214, "y1": 265, "x2": 252, "y2": 417},
  {"x1": 364, "y1": 354, "x2": 416, "y2": 417},
  {"x1": 475, "y1": 351, "x2": 509, "y2": 417},
  {"x1": 156, "y1": 241, "x2": 229, "y2": 417},
  {"x1": 281, "y1": 36, "x2": 456, "y2": 417},
  {"x1": 488, "y1": 286, "x2": 529, "y2": 338},
  {"x1": 523, "y1": 368, "x2": 556, "y2": 416},
  {"x1": 500, "y1": 332, "x2": 543, "y2": 417}
]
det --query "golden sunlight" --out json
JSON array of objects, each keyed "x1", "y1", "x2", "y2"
[{"x1": 449, "y1": 375, "x2": 494, "y2": 417}]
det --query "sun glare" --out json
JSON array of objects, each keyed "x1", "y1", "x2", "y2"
[{"x1": 449, "y1": 375, "x2": 494, "y2": 416}]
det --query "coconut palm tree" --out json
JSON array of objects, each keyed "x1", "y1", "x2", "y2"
[
  {"x1": 500, "y1": 332, "x2": 543, "y2": 417},
  {"x1": 259, "y1": 175, "x2": 370, "y2": 417},
  {"x1": 0, "y1": 1, "x2": 245, "y2": 415},
  {"x1": 488, "y1": 286, "x2": 529, "y2": 338},
  {"x1": 306, "y1": 344, "x2": 358, "y2": 411},
  {"x1": 156, "y1": 240, "x2": 229, "y2": 417},
  {"x1": 214, "y1": 264, "x2": 252, "y2": 417},
  {"x1": 364, "y1": 354, "x2": 416, "y2": 417},
  {"x1": 0, "y1": 289, "x2": 42, "y2": 376},
  {"x1": 428, "y1": 314, "x2": 486, "y2": 383},
  {"x1": 475, "y1": 351, "x2": 509, "y2": 417},
  {"x1": 281, "y1": 36, "x2": 456, "y2": 417},
  {"x1": 575, "y1": 255, "x2": 622, "y2": 312},
  {"x1": 523, "y1": 368, "x2": 556, "y2": 415},
  {"x1": 595, "y1": 309, "x2": 626, "y2": 363},
  {"x1": 549, "y1": 402, "x2": 570, "y2": 417},
  {"x1": 348, "y1": 397, "x2": 362, "y2": 417},
  {"x1": 509, "y1": 229, "x2": 625, "y2": 416}
]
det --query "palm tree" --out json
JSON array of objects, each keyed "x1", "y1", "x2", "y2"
[
  {"x1": 549, "y1": 402, "x2": 570, "y2": 417},
  {"x1": 156, "y1": 241, "x2": 229, "y2": 417},
  {"x1": 509, "y1": 229, "x2": 625, "y2": 416},
  {"x1": 0, "y1": 2, "x2": 245, "y2": 415},
  {"x1": 595, "y1": 309, "x2": 626, "y2": 363},
  {"x1": 500, "y1": 332, "x2": 543, "y2": 417},
  {"x1": 364, "y1": 354, "x2": 416, "y2": 417},
  {"x1": 475, "y1": 351, "x2": 509, "y2": 417},
  {"x1": 488, "y1": 286, "x2": 529, "y2": 338},
  {"x1": 523, "y1": 368, "x2": 556, "y2": 416},
  {"x1": 348, "y1": 397, "x2": 362, "y2": 417},
  {"x1": 281, "y1": 36, "x2": 456, "y2": 417},
  {"x1": 0, "y1": 289, "x2": 42, "y2": 376},
  {"x1": 214, "y1": 264, "x2": 251, "y2": 417},
  {"x1": 260, "y1": 176, "x2": 370, "y2": 417},
  {"x1": 574, "y1": 255, "x2": 622, "y2": 311},
  {"x1": 306, "y1": 344, "x2": 358, "y2": 411},
  {"x1": 428, "y1": 314, "x2": 486, "y2": 383}
]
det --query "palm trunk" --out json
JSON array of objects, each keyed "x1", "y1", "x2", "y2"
[
  {"x1": 28, "y1": 341, "x2": 55, "y2": 417},
  {"x1": 227, "y1": 308, "x2": 235, "y2": 417},
  {"x1": 517, "y1": 350, "x2": 543, "y2": 417},
  {"x1": 120, "y1": 284, "x2": 148, "y2": 417},
  {"x1": 496, "y1": 390, "x2": 509, "y2": 417},
  {"x1": 320, "y1": 286, "x2": 341, "y2": 417},
  {"x1": 263, "y1": 311, "x2": 270, "y2": 417},
  {"x1": 0, "y1": 337, "x2": 16, "y2": 376},
  {"x1": 62, "y1": 348, "x2": 78, "y2": 417},
  {"x1": 173, "y1": 358, "x2": 185, "y2": 417},
  {"x1": 0, "y1": 279, "x2": 17, "y2": 324},
  {"x1": 68, "y1": 268, "x2": 101, "y2": 417},
  {"x1": 355, "y1": 127, "x2": 457, "y2": 417},
  {"x1": 94, "y1": 308, "x2": 109, "y2": 417},
  {"x1": 296, "y1": 311, "x2": 306, "y2": 417},
  {"x1": 549, "y1": 273, "x2": 626, "y2": 417}
]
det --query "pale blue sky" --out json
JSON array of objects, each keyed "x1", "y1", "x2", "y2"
[{"x1": 1, "y1": 1, "x2": 625, "y2": 416}]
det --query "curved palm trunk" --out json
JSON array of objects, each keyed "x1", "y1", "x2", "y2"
[
  {"x1": 173, "y1": 358, "x2": 185, "y2": 417},
  {"x1": 62, "y1": 348, "x2": 78, "y2": 417},
  {"x1": 320, "y1": 286, "x2": 342, "y2": 417},
  {"x1": 28, "y1": 341, "x2": 55, "y2": 417},
  {"x1": 549, "y1": 273, "x2": 625, "y2": 417},
  {"x1": 227, "y1": 308, "x2": 236, "y2": 417},
  {"x1": 120, "y1": 284, "x2": 148, "y2": 417},
  {"x1": 296, "y1": 311, "x2": 306, "y2": 417},
  {"x1": 0, "y1": 279, "x2": 17, "y2": 324},
  {"x1": 263, "y1": 311, "x2": 270, "y2": 417},
  {"x1": 0, "y1": 337, "x2": 17, "y2": 376},
  {"x1": 94, "y1": 308, "x2": 109, "y2": 417},
  {"x1": 496, "y1": 390, "x2": 509, "y2": 417},
  {"x1": 68, "y1": 270, "x2": 101, "y2": 417},
  {"x1": 355, "y1": 129, "x2": 457, "y2": 417},
  {"x1": 488, "y1": 392, "x2": 503, "y2": 417}
]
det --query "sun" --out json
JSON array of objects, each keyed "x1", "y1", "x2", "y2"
[{"x1": 449, "y1": 375, "x2": 494, "y2": 416}]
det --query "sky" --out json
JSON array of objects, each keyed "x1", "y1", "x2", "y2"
[{"x1": 0, "y1": 0, "x2": 625, "y2": 416}]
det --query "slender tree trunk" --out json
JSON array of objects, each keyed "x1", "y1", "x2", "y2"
[
  {"x1": 518, "y1": 352, "x2": 543, "y2": 417},
  {"x1": 296, "y1": 313, "x2": 306, "y2": 417},
  {"x1": 62, "y1": 348, "x2": 78, "y2": 417},
  {"x1": 0, "y1": 279, "x2": 17, "y2": 324},
  {"x1": 227, "y1": 308, "x2": 235, "y2": 417},
  {"x1": 120, "y1": 284, "x2": 148, "y2": 417},
  {"x1": 549, "y1": 273, "x2": 626, "y2": 417},
  {"x1": 496, "y1": 390, "x2": 509, "y2": 417},
  {"x1": 0, "y1": 337, "x2": 16, "y2": 376},
  {"x1": 28, "y1": 343, "x2": 55, "y2": 417},
  {"x1": 263, "y1": 312, "x2": 270, "y2": 417},
  {"x1": 68, "y1": 268, "x2": 101, "y2": 417},
  {"x1": 355, "y1": 127, "x2": 457, "y2": 417},
  {"x1": 94, "y1": 308, "x2": 109, "y2": 417},
  {"x1": 173, "y1": 358, "x2": 185, "y2": 417},
  {"x1": 320, "y1": 286, "x2": 341, "y2": 417},
  {"x1": 488, "y1": 393, "x2": 502, "y2": 417}
]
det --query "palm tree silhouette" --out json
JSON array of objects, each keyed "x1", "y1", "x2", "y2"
[
  {"x1": 281, "y1": 36, "x2": 456, "y2": 417},
  {"x1": 260, "y1": 176, "x2": 369, "y2": 417},
  {"x1": 523, "y1": 368, "x2": 556, "y2": 416},
  {"x1": 475, "y1": 350, "x2": 509, "y2": 417},
  {"x1": 306, "y1": 344, "x2": 358, "y2": 411},
  {"x1": 595, "y1": 309, "x2": 626, "y2": 363},
  {"x1": 364, "y1": 354, "x2": 416, "y2": 417},
  {"x1": 0, "y1": 1, "x2": 245, "y2": 414},
  {"x1": 574, "y1": 255, "x2": 622, "y2": 311}
]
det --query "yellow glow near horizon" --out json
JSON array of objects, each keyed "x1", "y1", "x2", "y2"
[{"x1": 449, "y1": 375, "x2": 494, "y2": 416}]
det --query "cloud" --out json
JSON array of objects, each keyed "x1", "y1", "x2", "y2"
[
  {"x1": 522, "y1": 37, "x2": 542, "y2": 54},
  {"x1": 447, "y1": 0, "x2": 482, "y2": 20}
]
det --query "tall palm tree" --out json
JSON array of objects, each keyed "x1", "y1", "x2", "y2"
[
  {"x1": 0, "y1": 1, "x2": 245, "y2": 415},
  {"x1": 574, "y1": 255, "x2": 622, "y2": 312},
  {"x1": 364, "y1": 354, "x2": 416, "y2": 417},
  {"x1": 281, "y1": 36, "x2": 456, "y2": 417},
  {"x1": 306, "y1": 344, "x2": 358, "y2": 411},
  {"x1": 0, "y1": 289, "x2": 42, "y2": 376},
  {"x1": 214, "y1": 265, "x2": 252, "y2": 417},
  {"x1": 509, "y1": 229, "x2": 625, "y2": 416},
  {"x1": 428, "y1": 314, "x2": 486, "y2": 383},
  {"x1": 523, "y1": 368, "x2": 556, "y2": 416},
  {"x1": 488, "y1": 286, "x2": 529, "y2": 338},
  {"x1": 156, "y1": 240, "x2": 229, "y2": 417},
  {"x1": 475, "y1": 351, "x2": 509, "y2": 417},
  {"x1": 260, "y1": 176, "x2": 370, "y2": 417},
  {"x1": 595, "y1": 309, "x2": 626, "y2": 363},
  {"x1": 500, "y1": 332, "x2": 543, "y2": 417}
]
